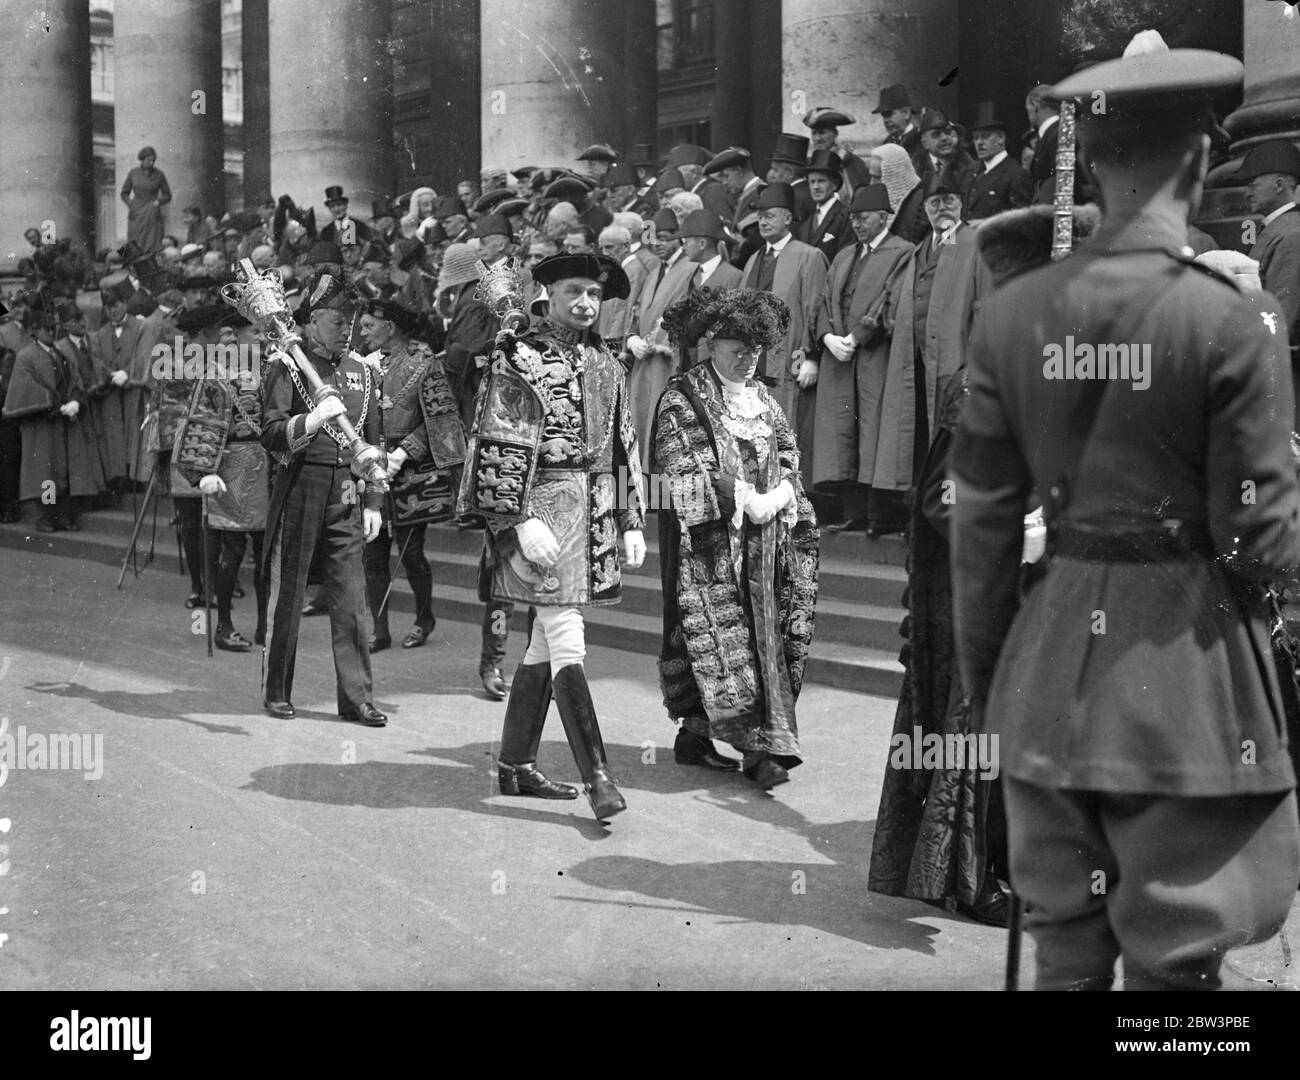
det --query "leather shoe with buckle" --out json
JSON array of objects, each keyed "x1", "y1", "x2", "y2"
[
  {"x1": 264, "y1": 700, "x2": 295, "y2": 719},
  {"x1": 960, "y1": 876, "x2": 1012, "y2": 927},
  {"x1": 402, "y1": 623, "x2": 434, "y2": 649},
  {"x1": 214, "y1": 626, "x2": 252, "y2": 652},
  {"x1": 481, "y1": 666, "x2": 507, "y2": 700},
  {"x1": 498, "y1": 762, "x2": 578, "y2": 799},
  {"x1": 674, "y1": 728, "x2": 740, "y2": 771},
  {"x1": 343, "y1": 703, "x2": 387, "y2": 727}
]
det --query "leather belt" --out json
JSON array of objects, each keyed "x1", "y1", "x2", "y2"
[{"x1": 1052, "y1": 521, "x2": 1215, "y2": 562}]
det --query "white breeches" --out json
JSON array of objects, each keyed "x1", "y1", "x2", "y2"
[{"x1": 522, "y1": 606, "x2": 587, "y2": 674}]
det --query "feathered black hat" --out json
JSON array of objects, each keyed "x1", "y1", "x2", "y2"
[{"x1": 661, "y1": 287, "x2": 790, "y2": 352}]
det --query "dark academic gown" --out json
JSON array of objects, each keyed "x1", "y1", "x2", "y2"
[
  {"x1": 811, "y1": 233, "x2": 913, "y2": 496},
  {"x1": 2, "y1": 340, "x2": 104, "y2": 500},
  {"x1": 89, "y1": 316, "x2": 150, "y2": 483},
  {"x1": 442, "y1": 284, "x2": 499, "y2": 432}
]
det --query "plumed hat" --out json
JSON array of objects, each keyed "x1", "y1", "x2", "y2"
[{"x1": 662, "y1": 287, "x2": 790, "y2": 351}]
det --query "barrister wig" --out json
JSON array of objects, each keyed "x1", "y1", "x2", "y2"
[{"x1": 662, "y1": 287, "x2": 790, "y2": 352}]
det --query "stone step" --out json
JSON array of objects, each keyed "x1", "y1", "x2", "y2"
[{"x1": 0, "y1": 516, "x2": 905, "y2": 697}]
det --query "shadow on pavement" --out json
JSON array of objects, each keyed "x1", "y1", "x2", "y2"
[{"x1": 26, "y1": 681, "x2": 253, "y2": 735}]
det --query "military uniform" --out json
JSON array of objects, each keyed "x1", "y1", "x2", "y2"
[
  {"x1": 951, "y1": 39, "x2": 1300, "y2": 990},
  {"x1": 261, "y1": 316, "x2": 385, "y2": 720}
]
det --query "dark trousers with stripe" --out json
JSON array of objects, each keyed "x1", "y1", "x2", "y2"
[{"x1": 265, "y1": 462, "x2": 372, "y2": 713}]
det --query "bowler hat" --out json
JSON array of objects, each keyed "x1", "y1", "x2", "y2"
[
  {"x1": 656, "y1": 165, "x2": 687, "y2": 193},
  {"x1": 650, "y1": 208, "x2": 680, "y2": 234},
  {"x1": 1234, "y1": 139, "x2": 1300, "y2": 183},
  {"x1": 99, "y1": 273, "x2": 135, "y2": 305},
  {"x1": 919, "y1": 108, "x2": 956, "y2": 133},
  {"x1": 324, "y1": 185, "x2": 348, "y2": 205},
  {"x1": 802, "y1": 107, "x2": 855, "y2": 131},
  {"x1": 680, "y1": 209, "x2": 727, "y2": 241},
  {"x1": 806, "y1": 149, "x2": 844, "y2": 180},
  {"x1": 667, "y1": 144, "x2": 713, "y2": 168},
  {"x1": 924, "y1": 184, "x2": 961, "y2": 200},
  {"x1": 769, "y1": 133, "x2": 810, "y2": 166},
  {"x1": 703, "y1": 146, "x2": 751, "y2": 176},
  {"x1": 531, "y1": 252, "x2": 630, "y2": 300},
  {"x1": 754, "y1": 183, "x2": 795, "y2": 212},
  {"x1": 848, "y1": 184, "x2": 893, "y2": 214},
  {"x1": 872, "y1": 85, "x2": 911, "y2": 115},
  {"x1": 434, "y1": 195, "x2": 468, "y2": 219}
]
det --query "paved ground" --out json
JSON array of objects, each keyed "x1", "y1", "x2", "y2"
[{"x1": 0, "y1": 546, "x2": 1294, "y2": 991}]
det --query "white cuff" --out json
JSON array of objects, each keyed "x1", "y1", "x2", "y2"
[{"x1": 731, "y1": 477, "x2": 757, "y2": 530}]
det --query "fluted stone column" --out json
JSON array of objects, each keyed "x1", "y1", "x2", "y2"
[
  {"x1": 114, "y1": 0, "x2": 225, "y2": 240},
  {"x1": 241, "y1": 0, "x2": 271, "y2": 204},
  {"x1": 712, "y1": 0, "x2": 753, "y2": 151},
  {"x1": 480, "y1": 1, "x2": 625, "y2": 172},
  {"x1": 0, "y1": 0, "x2": 92, "y2": 270},
  {"x1": 780, "y1": 0, "x2": 958, "y2": 153},
  {"x1": 269, "y1": 0, "x2": 392, "y2": 225}
]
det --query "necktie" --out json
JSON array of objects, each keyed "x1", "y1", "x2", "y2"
[{"x1": 690, "y1": 266, "x2": 702, "y2": 292}]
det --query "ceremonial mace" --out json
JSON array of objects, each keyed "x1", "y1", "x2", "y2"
[{"x1": 220, "y1": 259, "x2": 387, "y2": 487}]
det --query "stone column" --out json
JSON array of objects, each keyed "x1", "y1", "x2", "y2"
[
  {"x1": 269, "y1": 0, "x2": 392, "y2": 225},
  {"x1": 427, "y1": 0, "x2": 481, "y2": 194},
  {"x1": 114, "y1": 0, "x2": 225, "y2": 242},
  {"x1": 241, "y1": 0, "x2": 271, "y2": 205},
  {"x1": 712, "y1": 0, "x2": 752, "y2": 150},
  {"x1": 0, "y1": 0, "x2": 92, "y2": 270},
  {"x1": 780, "y1": 0, "x2": 958, "y2": 153},
  {"x1": 623, "y1": 0, "x2": 658, "y2": 158},
  {"x1": 480, "y1": 0, "x2": 625, "y2": 172},
  {"x1": 1225, "y1": 0, "x2": 1300, "y2": 149}
]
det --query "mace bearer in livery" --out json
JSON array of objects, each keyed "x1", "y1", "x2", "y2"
[{"x1": 458, "y1": 252, "x2": 646, "y2": 823}]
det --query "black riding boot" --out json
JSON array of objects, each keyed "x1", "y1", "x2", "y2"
[
  {"x1": 498, "y1": 662, "x2": 574, "y2": 798},
  {"x1": 552, "y1": 664, "x2": 625, "y2": 821}
]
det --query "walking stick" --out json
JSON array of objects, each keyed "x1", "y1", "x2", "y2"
[
  {"x1": 116, "y1": 468, "x2": 157, "y2": 588},
  {"x1": 375, "y1": 522, "x2": 419, "y2": 622},
  {"x1": 202, "y1": 493, "x2": 214, "y2": 657},
  {"x1": 1005, "y1": 893, "x2": 1025, "y2": 991}
]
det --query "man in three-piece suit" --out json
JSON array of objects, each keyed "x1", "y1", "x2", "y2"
[
  {"x1": 766, "y1": 133, "x2": 816, "y2": 224},
  {"x1": 953, "y1": 39, "x2": 1300, "y2": 990},
  {"x1": 811, "y1": 184, "x2": 913, "y2": 530},
  {"x1": 1239, "y1": 139, "x2": 1300, "y2": 373},
  {"x1": 797, "y1": 151, "x2": 854, "y2": 263},
  {"x1": 740, "y1": 183, "x2": 829, "y2": 485},
  {"x1": 961, "y1": 111, "x2": 1035, "y2": 222}
]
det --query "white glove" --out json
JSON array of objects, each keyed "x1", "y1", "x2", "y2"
[
  {"x1": 1022, "y1": 509, "x2": 1047, "y2": 565},
  {"x1": 516, "y1": 517, "x2": 560, "y2": 567},
  {"x1": 59, "y1": 400, "x2": 80, "y2": 418},
  {"x1": 623, "y1": 529, "x2": 645, "y2": 569},
  {"x1": 626, "y1": 335, "x2": 649, "y2": 361},
  {"x1": 794, "y1": 357, "x2": 819, "y2": 389},
  {"x1": 822, "y1": 333, "x2": 854, "y2": 363},
  {"x1": 111, "y1": 369, "x2": 129, "y2": 387},
  {"x1": 198, "y1": 474, "x2": 227, "y2": 496},
  {"x1": 363, "y1": 508, "x2": 382, "y2": 542},
  {"x1": 305, "y1": 394, "x2": 347, "y2": 433},
  {"x1": 743, "y1": 481, "x2": 794, "y2": 525},
  {"x1": 385, "y1": 447, "x2": 407, "y2": 480}
]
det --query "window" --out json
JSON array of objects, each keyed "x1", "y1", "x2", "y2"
[
  {"x1": 90, "y1": 37, "x2": 114, "y2": 96},
  {"x1": 657, "y1": 0, "x2": 715, "y2": 72}
]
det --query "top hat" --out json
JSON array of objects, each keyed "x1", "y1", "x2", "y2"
[
  {"x1": 848, "y1": 184, "x2": 893, "y2": 214},
  {"x1": 702, "y1": 147, "x2": 751, "y2": 176},
  {"x1": 806, "y1": 149, "x2": 844, "y2": 180},
  {"x1": 873, "y1": 85, "x2": 911, "y2": 115},
  {"x1": 1234, "y1": 139, "x2": 1300, "y2": 183},
  {"x1": 802, "y1": 107, "x2": 855, "y2": 131},
  {"x1": 324, "y1": 185, "x2": 348, "y2": 206},
  {"x1": 474, "y1": 214, "x2": 513, "y2": 241},
  {"x1": 770, "y1": 133, "x2": 811, "y2": 166},
  {"x1": 968, "y1": 101, "x2": 1009, "y2": 134}
]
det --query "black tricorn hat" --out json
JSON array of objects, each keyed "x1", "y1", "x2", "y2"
[
  {"x1": 495, "y1": 198, "x2": 531, "y2": 219},
  {"x1": 1234, "y1": 139, "x2": 1300, "y2": 183},
  {"x1": 703, "y1": 147, "x2": 751, "y2": 176},
  {"x1": 803, "y1": 107, "x2": 855, "y2": 130},
  {"x1": 577, "y1": 143, "x2": 618, "y2": 163},
  {"x1": 544, "y1": 176, "x2": 595, "y2": 204},
  {"x1": 531, "y1": 252, "x2": 630, "y2": 300},
  {"x1": 324, "y1": 185, "x2": 348, "y2": 205},
  {"x1": 474, "y1": 189, "x2": 517, "y2": 215}
]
